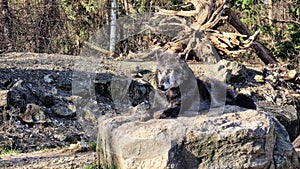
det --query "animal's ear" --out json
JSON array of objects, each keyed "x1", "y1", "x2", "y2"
[{"x1": 175, "y1": 53, "x2": 181, "y2": 60}]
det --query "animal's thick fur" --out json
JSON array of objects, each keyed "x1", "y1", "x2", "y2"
[{"x1": 147, "y1": 52, "x2": 256, "y2": 119}]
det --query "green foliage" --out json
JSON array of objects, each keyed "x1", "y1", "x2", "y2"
[
  {"x1": 84, "y1": 162, "x2": 117, "y2": 169},
  {"x1": 0, "y1": 148, "x2": 21, "y2": 155},
  {"x1": 60, "y1": 0, "x2": 104, "y2": 54},
  {"x1": 126, "y1": 0, "x2": 182, "y2": 13},
  {"x1": 232, "y1": 0, "x2": 258, "y2": 10},
  {"x1": 97, "y1": 162, "x2": 118, "y2": 169},
  {"x1": 232, "y1": 0, "x2": 262, "y2": 30},
  {"x1": 232, "y1": 0, "x2": 300, "y2": 64},
  {"x1": 103, "y1": 164, "x2": 118, "y2": 169},
  {"x1": 83, "y1": 162, "x2": 98, "y2": 169},
  {"x1": 275, "y1": 24, "x2": 300, "y2": 59},
  {"x1": 89, "y1": 142, "x2": 97, "y2": 151}
]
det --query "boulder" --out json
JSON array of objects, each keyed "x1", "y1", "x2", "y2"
[
  {"x1": 19, "y1": 103, "x2": 50, "y2": 123},
  {"x1": 188, "y1": 59, "x2": 250, "y2": 85},
  {"x1": 97, "y1": 106, "x2": 298, "y2": 169},
  {"x1": 0, "y1": 90, "x2": 9, "y2": 123},
  {"x1": 52, "y1": 104, "x2": 76, "y2": 117}
]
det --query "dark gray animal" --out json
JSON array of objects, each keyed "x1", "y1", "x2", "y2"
[{"x1": 147, "y1": 52, "x2": 256, "y2": 119}]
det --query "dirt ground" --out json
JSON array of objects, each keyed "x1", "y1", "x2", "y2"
[
  {"x1": 0, "y1": 51, "x2": 157, "y2": 168},
  {"x1": 0, "y1": 52, "x2": 102, "y2": 168},
  {"x1": 0, "y1": 148, "x2": 97, "y2": 169}
]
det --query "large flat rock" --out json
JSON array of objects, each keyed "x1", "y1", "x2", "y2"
[{"x1": 97, "y1": 106, "x2": 298, "y2": 169}]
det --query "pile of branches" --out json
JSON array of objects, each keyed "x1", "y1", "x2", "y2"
[{"x1": 152, "y1": 0, "x2": 276, "y2": 64}]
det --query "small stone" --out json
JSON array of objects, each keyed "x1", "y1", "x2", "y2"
[
  {"x1": 44, "y1": 74, "x2": 54, "y2": 83},
  {"x1": 40, "y1": 94, "x2": 55, "y2": 107},
  {"x1": 275, "y1": 97, "x2": 283, "y2": 106},
  {"x1": 68, "y1": 96, "x2": 82, "y2": 105},
  {"x1": 265, "y1": 75, "x2": 272, "y2": 81},
  {"x1": 54, "y1": 134, "x2": 67, "y2": 141},
  {"x1": 52, "y1": 105, "x2": 76, "y2": 117},
  {"x1": 293, "y1": 135, "x2": 300, "y2": 148},
  {"x1": 296, "y1": 76, "x2": 300, "y2": 84},
  {"x1": 69, "y1": 141, "x2": 89, "y2": 152},
  {"x1": 12, "y1": 80, "x2": 23, "y2": 88},
  {"x1": 254, "y1": 75, "x2": 264, "y2": 83},
  {"x1": 238, "y1": 88, "x2": 252, "y2": 96},
  {"x1": 69, "y1": 143, "x2": 80, "y2": 150},
  {"x1": 50, "y1": 87, "x2": 58, "y2": 95},
  {"x1": 0, "y1": 90, "x2": 9, "y2": 107},
  {"x1": 19, "y1": 103, "x2": 50, "y2": 123},
  {"x1": 67, "y1": 104, "x2": 76, "y2": 113},
  {"x1": 283, "y1": 69, "x2": 297, "y2": 81}
]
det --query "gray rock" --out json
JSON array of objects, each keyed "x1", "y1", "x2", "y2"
[
  {"x1": 273, "y1": 116, "x2": 299, "y2": 168},
  {"x1": 43, "y1": 74, "x2": 55, "y2": 83},
  {"x1": 190, "y1": 60, "x2": 249, "y2": 84},
  {"x1": 258, "y1": 101, "x2": 300, "y2": 141},
  {"x1": 0, "y1": 90, "x2": 8, "y2": 107},
  {"x1": 0, "y1": 90, "x2": 9, "y2": 123},
  {"x1": 192, "y1": 36, "x2": 221, "y2": 64},
  {"x1": 69, "y1": 141, "x2": 89, "y2": 152},
  {"x1": 276, "y1": 105, "x2": 299, "y2": 140},
  {"x1": 292, "y1": 135, "x2": 300, "y2": 160},
  {"x1": 215, "y1": 59, "x2": 248, "y2": 83},
  {"x1": 97, "y1": 106, "x2": 298, "y2": 169},
  {"x1": 12, "y1": 80, "x2": 24, "y2": 88},
  {"x1": 52, "y1": 105, "x2": 76, "y2": 117},
  {"x1": 19, "y1": 103, "x2": 50, "y2": 123},
  {"x1": 54, "y1": 133, "x2": 67, "y2": 142}
]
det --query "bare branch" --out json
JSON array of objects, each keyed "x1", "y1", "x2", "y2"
[
  {"x1": 84, "y1": 41, "x2": 114, "y2": 56},
  {"x1": 158, "y1": 8, "x2": 200, "y2": 17},
  {"x1": 273, "y1": 19, "x2": 300, "y2": 26}
]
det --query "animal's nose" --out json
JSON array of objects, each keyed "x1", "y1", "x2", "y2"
[
  {"x1": 158, "y1": 84, "x2": 167, "y2": 91},
  {"x1": 158, "y1": 84, "x2": 164, "y2": 90}
]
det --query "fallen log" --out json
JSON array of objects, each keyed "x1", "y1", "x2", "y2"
[{"x1": 228, "y1": 10, "x2": 277, "y2": 65}]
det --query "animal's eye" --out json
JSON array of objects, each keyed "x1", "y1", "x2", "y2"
[{"x1": 166, "y1": 77, "x2": 170, "y2": 83}]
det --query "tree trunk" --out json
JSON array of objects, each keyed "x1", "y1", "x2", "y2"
[
  {"x1": 37, "y1": 0, "x2": 59, "y2": 53},
  {"x1": 0, "y1": 0, "x2": 11, "y2": 49},
  {"x1": 228, "y1": 10, "x2": 277, "y2": 65},
  {"x1": 109, "y1": 0, "x2": 117, "y2": 53}
]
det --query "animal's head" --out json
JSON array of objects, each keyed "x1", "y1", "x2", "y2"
[{"x1": 155, "y1": 51, "x2": 189, "y2": 91}]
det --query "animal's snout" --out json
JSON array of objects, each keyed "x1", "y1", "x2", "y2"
[
  {"x1": 158, "y1": 78, "x2": 170, "y2": 91},
  {"x1": 158, "y1": 84, "x2": 167, "y2": 91}
]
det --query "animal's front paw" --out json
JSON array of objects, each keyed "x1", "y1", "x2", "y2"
[
  {"x1": 139, "y1": 110, "x2": 167, "y2": 121},
  {"x1": 139, "y1": 113, "x2": 151, "y2": 122},
  {"x1": 153, "y1": 110, "x2": 166, "y2": 119}
]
